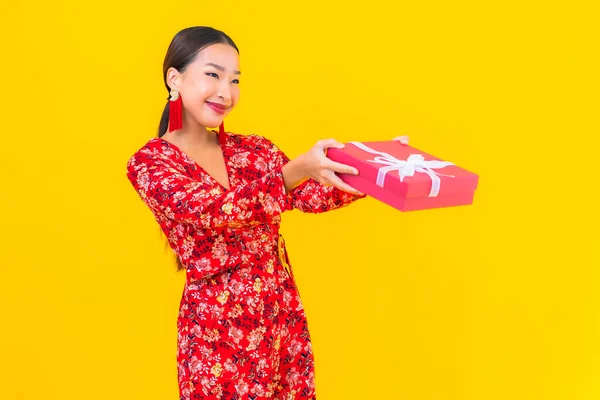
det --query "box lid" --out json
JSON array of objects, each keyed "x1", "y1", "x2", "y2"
[{"x1": 327, "y1": 141, "x2": 479, "y2": 198}]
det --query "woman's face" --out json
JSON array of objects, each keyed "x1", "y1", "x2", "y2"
[{"x1": 167, "y1": 43, "x2": 241, "y2": 130}]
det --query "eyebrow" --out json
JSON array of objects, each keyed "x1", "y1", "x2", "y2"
[{"x1": 205, "y1": 62, "x2": 241, "y2": 75}]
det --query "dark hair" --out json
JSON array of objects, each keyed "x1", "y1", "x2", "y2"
[{"x1": 157, "y1": 26, "x2": 239, "y2": 272}]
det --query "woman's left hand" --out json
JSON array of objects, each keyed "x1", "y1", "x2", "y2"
[{"x1": 393, "y1": 135, "x2": 409, "y2": 145}]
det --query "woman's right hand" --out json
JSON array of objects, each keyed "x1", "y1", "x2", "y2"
[{"x1": 299, "y1": 139, "x2": 363, "y2": 195}]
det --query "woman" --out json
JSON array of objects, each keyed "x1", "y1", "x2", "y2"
[{"x1": 126, "y1": 26, "x2": 408, "y2": 400}]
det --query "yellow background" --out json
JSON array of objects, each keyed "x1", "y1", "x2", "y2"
[{"x1": 1, "y1": 1, "x2": 598, "y2": 399}]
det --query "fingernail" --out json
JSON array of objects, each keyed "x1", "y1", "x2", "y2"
[{"x1": 353, "y1": 168, "x2": 359, "y2": 174}]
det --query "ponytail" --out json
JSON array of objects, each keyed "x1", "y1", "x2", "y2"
[
  {"x1": 158, "y1": 101, "x2": 170, "y2": 138},
  {"x1": 156, "y1": 100, "x2": 185, "y2": 272}
]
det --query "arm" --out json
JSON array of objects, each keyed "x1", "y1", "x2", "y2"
[
  {"x1": 257, "y1": 135, "x2": 367, "y2": 213},
  {"x1": 290, "y1": 177, "x2": 367, "y2": 213},
  {"x1": 126, "y1": 150, "x2": 294, "y2": 230}
]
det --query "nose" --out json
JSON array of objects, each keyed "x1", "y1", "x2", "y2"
[{"x1": 218, "y1": 80, "x2": 232, "y2": 104}]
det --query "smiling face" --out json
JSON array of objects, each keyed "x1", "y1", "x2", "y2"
[{"x1": 166, "y1": 43, "x2": 241, "y2": 130}]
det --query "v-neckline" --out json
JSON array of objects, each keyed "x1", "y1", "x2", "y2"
[{"x1": 155, "y1": 131, "x2": 232, "y2": 191}]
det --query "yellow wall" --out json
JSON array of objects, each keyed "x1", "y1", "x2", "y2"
[{"x1": 1, "y1": 1, "x2": 598, "y2": 399}]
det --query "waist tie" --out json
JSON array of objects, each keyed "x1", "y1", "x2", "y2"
[{"x1": 277, "y1": 234, "x2": 293, "y2": 280}]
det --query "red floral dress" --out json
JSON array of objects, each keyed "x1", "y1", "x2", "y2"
[{"x1": 126, "y1": 130, "x2": 365, "y2": 399}]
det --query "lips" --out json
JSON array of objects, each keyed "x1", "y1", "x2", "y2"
[{"x1": 206, "y1": 101, "x2": 227, "y2": 115}]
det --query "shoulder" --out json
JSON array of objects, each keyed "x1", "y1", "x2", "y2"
[
  {"x1": 126, "y1": 137, "x2": 180, "y2": 175},
  {"x1": 129, "y1": 137, "x2": 178, "y2": 158},
  {"x1": 225, "y1": 131, "x2": 290, "y2": 156},
  {"x1": 224, "y1": 131, "x2": 289, "y2": 168},
  {"x1": 223, "y1": 130, "x2": 274, "y2": 150}
]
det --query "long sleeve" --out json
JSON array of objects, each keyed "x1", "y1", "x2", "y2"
[
  {"x1": 126, "y1": 150, "x2": 293, "y2": 230},
  {"x1": 257, "y1": 135, "x2": 367, "y2": 213}
]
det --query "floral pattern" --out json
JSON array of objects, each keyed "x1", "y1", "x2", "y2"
[{"x1": 126, "y1": 130, "x2": 365, "y2": 399}]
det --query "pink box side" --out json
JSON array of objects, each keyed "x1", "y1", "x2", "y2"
[{"x1": 341, "y1": 173, "x2": 475, "y2": 211}]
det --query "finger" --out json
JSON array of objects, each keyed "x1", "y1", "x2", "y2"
[
  {"x1": 331, "y1": 178, "x2": 364, "y2": 195},
  {"x1": 393, "y1": 135, "x2": 409, "y2": 144},
  {"x1": 393, "y1": 135, "x2": 410, "y2": 145},
  {"x1": 317, "y1": 138, "x2": 345, "y2": 149},
  {"x1": 319, "y1": 158, "x2": 359, "y2": 175},
  {"x1": 321, "y1": 171, "x2": 364, "y2": 195}
]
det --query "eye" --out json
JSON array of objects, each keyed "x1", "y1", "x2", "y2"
[
  {"x1": 232, "y1": 79, "x2": 240, "y2": 84},
  {"x1": 206, "y1": 72, "x2": 219, "y2": 79}
]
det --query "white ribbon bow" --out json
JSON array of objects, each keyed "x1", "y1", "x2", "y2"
[{"x1": 348, "y1": 141, "x2": 455, "y2": 197}]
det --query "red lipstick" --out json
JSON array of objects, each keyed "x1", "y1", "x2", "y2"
[{"x1": 206, "y1": 102, "x2": 227, "y2": 115}]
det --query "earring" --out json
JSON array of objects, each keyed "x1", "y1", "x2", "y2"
[
  {"x1": 219, "y1": 121, "x2": 225, "y2": 135},
  {"x1": 168, "y1": 89, "x2": 183, "y2": 132}
]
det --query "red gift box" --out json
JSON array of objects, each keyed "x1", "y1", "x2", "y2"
[{"x1": 326, "y1": 141, "x2": 479, "y2": 211}]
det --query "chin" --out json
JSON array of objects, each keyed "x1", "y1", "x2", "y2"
[
  {"x1": 198, "y1": 111, "x2": 229, "y2": 129},
  {"x1": 197, "y1": 118, "x2": 221, "y2": 129}
]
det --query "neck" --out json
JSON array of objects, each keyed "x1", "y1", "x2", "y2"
[{"x1": 171, "y1": 116, "x2": 218, "y2": 148}]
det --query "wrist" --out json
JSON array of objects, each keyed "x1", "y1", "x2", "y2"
[
  {"x1": 281, "y1": 154, "x2": 309, "y2": 192},
  {"x1": 295, "y1": 152, "x2": 309, "y2": 177}
]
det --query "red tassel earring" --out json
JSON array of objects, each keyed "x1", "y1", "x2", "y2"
[
  {"x1": 219, "y1": 121, "x2": 225, "y2": 135},
  {"x1": 167, "y1": 89, "x2": 183, "y2": 132}
]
